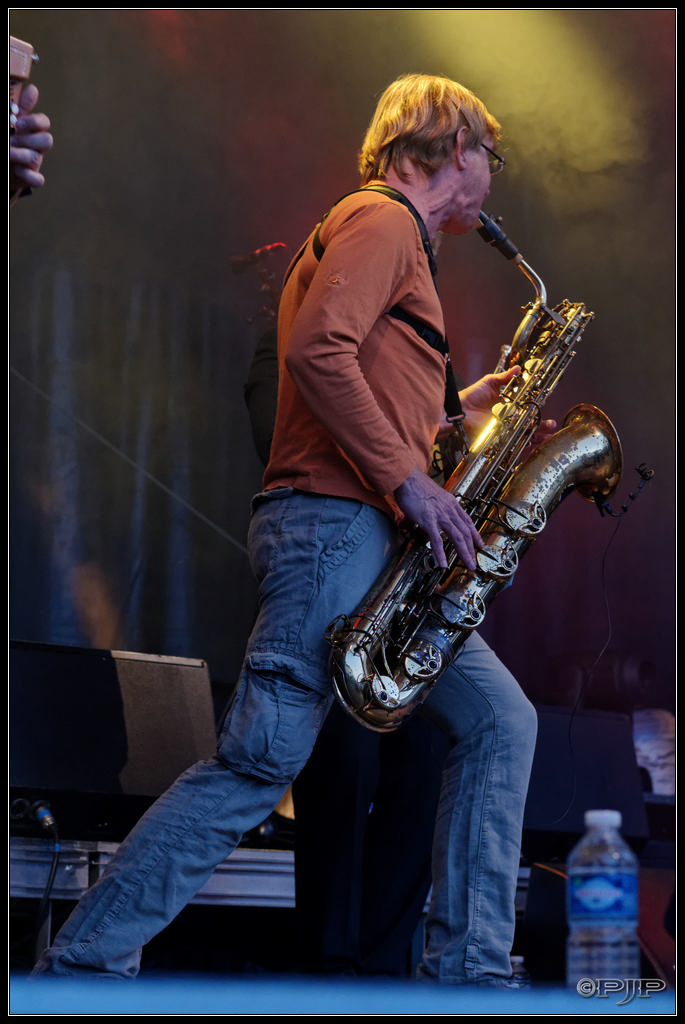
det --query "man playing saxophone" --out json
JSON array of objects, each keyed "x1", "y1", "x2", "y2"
[{"x1": 33, "y1": 73, "x2": 542, "y2": 988}]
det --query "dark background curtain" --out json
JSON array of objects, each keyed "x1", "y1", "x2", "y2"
[{"x1": 9, "y1": 10, "x2": 675, "y2": 718}]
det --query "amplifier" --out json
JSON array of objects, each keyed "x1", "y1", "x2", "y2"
[
  {"x1": 523, "y1": 704, "x2": 649, "y2": 860},
  {"x1": 10, "y1": 640, "x2": 217, "y2": 841}
]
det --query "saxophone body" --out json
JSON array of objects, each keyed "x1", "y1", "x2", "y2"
[{"x1": 327, "y1": 214, "x2": 623, "y2": 731}]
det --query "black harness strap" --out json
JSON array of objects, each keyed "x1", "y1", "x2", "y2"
[{"x1": 295, "y1": 185, "x2": 464, "y2": 418}]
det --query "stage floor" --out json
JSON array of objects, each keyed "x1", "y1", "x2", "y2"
[{"x1": 10, "y1": 973, "x2": 676, "y2": 1016}]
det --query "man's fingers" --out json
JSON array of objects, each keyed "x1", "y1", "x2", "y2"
[
  {"x1": 394, "y1": 468, "x2": 483, "y2": 570},
  {"x1": 430, "y1": 505, "x2": 482, "y2": 572},
  {"x1": 427, "y1": 529, "x2": 448, "y2": 570}
]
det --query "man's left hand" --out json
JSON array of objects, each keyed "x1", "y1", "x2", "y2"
[{"x1": 458, "y1": 367, "x2": 556, "y2": 442}]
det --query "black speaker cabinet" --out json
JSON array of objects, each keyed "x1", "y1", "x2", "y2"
[
  {"x1": 10, "y1": 639, "x2": 217, "y2": 841},
  {"x1": 522, "y1": 704, "x2": 649, "y2": 861}
]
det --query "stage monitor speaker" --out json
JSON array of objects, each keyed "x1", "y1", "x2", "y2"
[
  {"x1": 10, "y1": 639, "x2": 217, "y2": 841},
  {"x1": 522, "y1": 704, "x2": 649, "y2": 861}
]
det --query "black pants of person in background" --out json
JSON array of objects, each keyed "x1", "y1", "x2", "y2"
[{"x1": 293, "y1": 701, "x2": 448, "y2": 976}]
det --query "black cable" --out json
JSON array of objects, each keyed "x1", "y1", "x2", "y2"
[
  {"x1": 30, "y1": 803, "x2": 61, "y2": 965},
  {"x1": 527, "y1": 515, "x2": 624, "y2": 838},
  {"x1": 522, "y1": 460, "x2": 654, "y2": 836}
]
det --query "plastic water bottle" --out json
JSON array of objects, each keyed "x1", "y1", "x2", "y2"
[
  {"x1": 566, "y1": 809, "x2": 640, "y2": 989},
  {"x1": 508, "y1": 955, "x2": 532, "y2": 989}
]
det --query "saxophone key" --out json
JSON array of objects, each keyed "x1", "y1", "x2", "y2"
[
  {"x1": 371, "y1": 674, "x2": 402, "y2": 707},
  {"x1": 475, "y1": 541, "x2": 519, "y2": 579},
  {"x1": 437, "y1": 589, "x2": 486, "y2": 629},
  {"x1": 400, "y1": 629, "x2": 453, "y2": 683},
  {"x1": 502, "y1": 500, "x2": 547, "y2": 536}
]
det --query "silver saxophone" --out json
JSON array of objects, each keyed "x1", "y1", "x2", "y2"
[{"x1": 326, "y1": 211, "x2": 623, "y2": 732}]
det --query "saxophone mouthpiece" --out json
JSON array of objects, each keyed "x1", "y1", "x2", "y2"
[{"x1": 477, "y1": 212, "x2": 521, "y2": 263}]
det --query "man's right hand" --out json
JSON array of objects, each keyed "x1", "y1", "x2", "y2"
[{"x1": 394, "y1": 467, "x2": 482, "y2": 570}]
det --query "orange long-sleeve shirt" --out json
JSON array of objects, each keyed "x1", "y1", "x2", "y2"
[{"x1": 263, "y1": 188, "x2": 447, "y2": 520}]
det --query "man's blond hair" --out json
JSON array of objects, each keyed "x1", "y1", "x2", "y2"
[{"x1": 359, "y1": 73, "x2": 502, "y2": 184}]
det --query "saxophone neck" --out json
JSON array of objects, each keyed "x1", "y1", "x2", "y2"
[
  {"x1": 477, "y1": 213, "x2": 547, "y2": 367},
  {"x1": 509, "y1": 279, "x2": 548, "y2": 366},
  {"x1": 477, "y1": 212, "x2": 546, "y2": 305},
  {"x1": 516, "y1": 258, "x2": 546, "y2": 306}
]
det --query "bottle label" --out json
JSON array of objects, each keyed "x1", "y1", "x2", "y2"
[{"x1": 568, "y1": 871, "x2": 638, "y2": 921}]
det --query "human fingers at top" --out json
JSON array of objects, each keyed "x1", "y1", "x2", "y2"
[
  {"x1": 12, "y1": 83, "x2": 53, "y2": 150},
  {"x1": 11, "y1": 84, "x2": 54, "y2": 186}
]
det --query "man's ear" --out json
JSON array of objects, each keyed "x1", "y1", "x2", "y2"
[{"x1": 453, "y1": 125, "x2": 471, "y2": 170}]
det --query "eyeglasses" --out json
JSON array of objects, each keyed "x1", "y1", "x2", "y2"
[{"x1": 481, "y1": 143, "x2": 505, "y2": 176}]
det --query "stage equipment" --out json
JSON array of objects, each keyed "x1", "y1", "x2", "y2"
[
  {"x1": 327, "y1": 212, "x2": 624, "y2": 731},
  {"x1": 522, "y1": 705, "x2": 649, "y2": 860},
  {"x1": 521, "y1": 707, "x2": 671, "y2": 985},
  {"x1": 9, "y1": 640, "x2": 217, "y2": 841}
]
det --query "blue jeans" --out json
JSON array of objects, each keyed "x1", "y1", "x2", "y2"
[{"x1": 31, "y1": 490, "x2": 537, "y2": 985}]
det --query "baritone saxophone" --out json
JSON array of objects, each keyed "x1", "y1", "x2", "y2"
[{"x1": 326, "y1": 212, "x2": 623, "y2": 731}]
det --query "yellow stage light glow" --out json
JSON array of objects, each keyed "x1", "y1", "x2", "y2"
[{"x1": 408, "y1": 10, "x2": 646, "y2": 211}]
